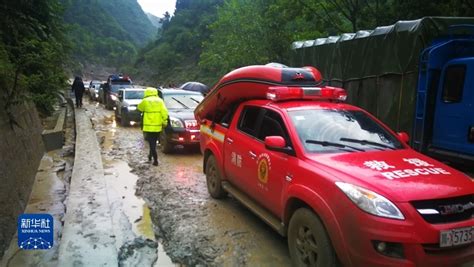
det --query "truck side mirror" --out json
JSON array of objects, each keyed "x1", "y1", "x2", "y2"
[
  {"x1": 265, "y1": 136, "x2": 294, "y2": 155},
  {"x1": 265, "y1": 136, "x2": 286, "y2": 148},
  {"x1": 397, "y1": 132, "x2": 410, "y2": 144}
]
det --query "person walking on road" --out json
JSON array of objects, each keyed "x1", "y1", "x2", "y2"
[
  {"x1": 71, "y1": 76, "x2": 85, "y2": 108},
  {"x1": 138, "y1": 87, "x2": 169, "y2": 166}
]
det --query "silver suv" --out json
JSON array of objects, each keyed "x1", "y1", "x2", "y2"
[{"x1": 114, "y1": 88, "x2": 145, "y2": 126}]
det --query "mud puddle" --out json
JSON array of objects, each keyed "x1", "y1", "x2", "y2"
[
  {"x1": 103, "y1": 159, "x2": 176, "y2": 266},
  {"x1": 91, "y1": 104, "x2": 176, "y2": 266}
]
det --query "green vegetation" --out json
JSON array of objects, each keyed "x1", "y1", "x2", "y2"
[
  {"x1": 62, "y1": 0, "x2": 156, "y2": 70},
  {"x1": 132, "y1": 0, "x2": 223, "y2": 86},
  {"x1": 97, "y1": 0, "x2": 157, "y2": 46},
  {"x1": 133, "y1": 0, "x2": 473, "y2": 87},
  {"x1": 0, "y1": 1, "x2": 68, "y2": 116}
]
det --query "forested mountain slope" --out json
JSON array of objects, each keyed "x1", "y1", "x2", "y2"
[
  {"x1": 98, "y1": 0, "x2": 156, "y2": 45},
  {"x1": 63, "y1": 0, "x2": 156, "y2": 68}
]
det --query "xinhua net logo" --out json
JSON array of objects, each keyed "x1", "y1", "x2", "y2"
[{"x1": 17, "y1": 214, "x2": 54, "y2": 250}]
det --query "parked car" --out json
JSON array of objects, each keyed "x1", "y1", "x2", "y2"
[
  {"x1": 83, "y1": 81, "x2": 90, "y2": 94},
  {"x1": 89, "y1": 80, "x2": 102, "y2": 101},
  {"x1": 114, "y1": 88, "x2": 145, "y2": 126},
  {"x1": 98, "y1": 83, "x2": 106, "y2": 103},
  {"x1": 180, "y1": 81, "x2": 209, "y2": 95},
  {"x1": 157, "y1": 88, "x2": 204, "y2": 153}
]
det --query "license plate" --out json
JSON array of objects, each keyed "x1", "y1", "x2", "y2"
[{"x1": 440, "y1": 227, "x2": 474, "y2": 248}]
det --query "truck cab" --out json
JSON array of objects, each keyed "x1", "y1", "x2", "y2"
[
  {"x1": 431, "y1": 57, "x2": 474, "y2": 162},
  {"x1": 103, "y1": 74, "x2": 133, "y2": 110},
  {"x1": 197, "y1": 65, "x2": 474, "y2": 267},
  {"x1": 411, "y1": 26, "x2": 474, "y2": 166}
]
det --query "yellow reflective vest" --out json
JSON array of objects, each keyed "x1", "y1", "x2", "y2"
[{"x1": 138, "y1": 88, "x2": 168, "y2": 132}]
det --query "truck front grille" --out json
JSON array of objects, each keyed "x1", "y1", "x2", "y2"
[
  {"x1": 185, "y1": 120, "x2": 199, "y2": 130},
  {"x1": 411, "y1": 194, "x2": 473, "y2": 224}
]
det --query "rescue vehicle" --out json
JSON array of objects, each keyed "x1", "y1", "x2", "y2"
[{"x1": 195, "y1": 64, "x2": 474, "y2": 267}]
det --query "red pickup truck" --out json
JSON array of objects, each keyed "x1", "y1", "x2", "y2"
[{"x1": 195, "y1": 64, "x2": 474, "y2": 267}]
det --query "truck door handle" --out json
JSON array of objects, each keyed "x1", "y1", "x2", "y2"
[
  {"x1": 248, "y1": 151, "x2": 257, "y2": 159},
  {"x1": 226, "y1": 137, "x2": 233, "y2": 144}
]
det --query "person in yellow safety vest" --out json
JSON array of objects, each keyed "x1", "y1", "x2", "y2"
[{"x1": 138, "y1": 87, "x2": 169, "y2": 166}]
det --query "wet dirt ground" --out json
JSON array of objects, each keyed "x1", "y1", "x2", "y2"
[{"x1": 84, "y1": 99, "x2": 292, "y2": 266}]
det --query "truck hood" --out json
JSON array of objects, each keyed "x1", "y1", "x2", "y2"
[
  {"x1": 307, "y1": 149, "x2": 473, "y2": 202},
  {"x1": 168, "y1": 109, "x2": 196, "y2": 120}
]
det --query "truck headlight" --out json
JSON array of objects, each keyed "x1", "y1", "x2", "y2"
[
  {"x1": 335, "y1": 182, "x2": 404, "y2": 220},
  {"x1": 170, "y1": 117, "x2": 183, "y2": 128},
  {"x1": 110, "y1": 95, "x2": 117, "y2": 101}
]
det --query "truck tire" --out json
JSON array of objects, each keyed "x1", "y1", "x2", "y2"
[
  {"x1": 205, "y1": 155, "x2": 226, "y2": 199},
  {"x1": 288, "y1": 208, "x2": 337, "y2": 267},
  {"x1": 121, "y1": 113, "x2": 129, "y2": 127},
  {"x1": 159, "y1": 132, "x2": 173, "y2": 154}
]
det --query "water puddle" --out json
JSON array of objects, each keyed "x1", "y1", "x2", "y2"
[{"x1": 103, "y1": 160, "x2": 175, "y2": 266}]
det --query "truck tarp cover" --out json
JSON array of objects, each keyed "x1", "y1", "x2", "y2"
[{"x1": 291, "y1": 17, "x2": 474, "y2": 134}]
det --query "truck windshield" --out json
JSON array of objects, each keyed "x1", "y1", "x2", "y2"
[
  {"x1": 288, "y1": 109, "x2": 403, "y2": 153},
  {"x1": 164, "y1": 94, "x2": 203, "y2": 109},
  {"x1": 125, "y1": 90, "x2": 144, "y2": 99}
]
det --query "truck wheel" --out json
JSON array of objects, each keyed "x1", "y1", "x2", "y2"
[
  {"x1": 205, "y1": 155, "x2": 226, "y2": 199},
  {"x1": 159, "y1": 132, "x2": 173, "y2": 154},
  {"x1": 114, "y1": 109, "x2": 120, "y2": 121},
  {"x1": 288, "y1": 208, "x2": 337, "y2": 267},
  {"x1": 121, "y1": 113, "x2": 129, "y2": 127}
]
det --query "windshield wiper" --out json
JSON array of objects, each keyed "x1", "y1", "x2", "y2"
[
  {"x1": 171, "y1": 97, "x2": 189, "y2": 109},
  {"x1": 305, "y1": 139, "x2": 365, "y2": 152},
  {"x1": 190, "y1": 97, "x2": 201, "y2": 104},
  {"x1": 339, "y1": 137, "x2": 395, "y2": 150}
]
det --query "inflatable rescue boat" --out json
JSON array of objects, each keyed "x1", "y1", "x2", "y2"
[{"x1": 194, "y1": 63, "x2": 325, "y2": 122}]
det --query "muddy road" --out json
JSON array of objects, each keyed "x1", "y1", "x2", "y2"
[{"x1": 83, "y1": 99, "x2": 292, "y2": 266}]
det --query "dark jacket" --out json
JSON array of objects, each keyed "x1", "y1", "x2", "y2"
[{"x1": 71, "y1": 77, "x2": 85, "y2": 95}]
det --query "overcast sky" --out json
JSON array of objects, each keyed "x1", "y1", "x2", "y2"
[{"x1": 137, "y1": 0, "x2": 177, "y2": 17}]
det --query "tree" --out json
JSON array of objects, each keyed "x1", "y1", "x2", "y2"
[
  {"x1": 0, "y1": 0, "x2": 68, "y2": 116},
  {"x1": 133, "y1": 0, "x2": 223, "y2": 85}
]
